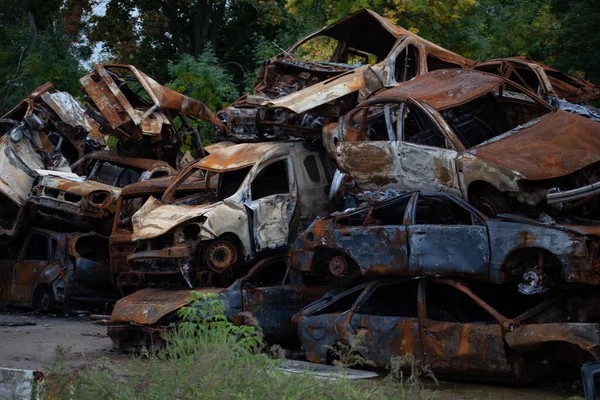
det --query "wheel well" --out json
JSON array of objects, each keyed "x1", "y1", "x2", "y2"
[
  {"x1": 214, "y1": 233, "x2": 245, "y2": 262},
  {"x1": 501, "y1": 247, "x2": 562, "y2": 282},
  {"x1": 312, "y1": 248, "x2": 359, "y2": 276},
  {"x1": 32, "y1": 283, "x2": 54, "y2": 307}
]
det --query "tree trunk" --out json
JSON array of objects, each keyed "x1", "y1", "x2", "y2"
[
  {"x1": 194, "y1": 0, "x2": 204, "y2": 57},
  {"x1": 210, "y1": 0, "x2": 226, "y2": 54}
]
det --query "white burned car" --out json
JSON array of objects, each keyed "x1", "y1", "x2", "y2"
[{"x1": 126, "y1": 142, "x2": 334, "y2": 286}]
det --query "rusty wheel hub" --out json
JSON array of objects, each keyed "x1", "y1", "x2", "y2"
[
  {"x1": 329, "y1": 256, "x2": 348, "y2": 276},
  {"x1": 205, "y1": 241, "x2": 237, "y2": 273}
]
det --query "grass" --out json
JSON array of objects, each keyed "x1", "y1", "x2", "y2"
[{"x1": 40, "y1": 292, "x2": 437, "y2": 400}]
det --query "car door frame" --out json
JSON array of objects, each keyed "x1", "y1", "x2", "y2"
[
  {"x1": 336, "y1": 98, "x2": 462, "y2": 194},
  {"x1": 347, "y1": 280, "x2": 425, "y2": 366},
  {"x1": 244, "y1": 155, "x2": 297, "y2": 253},
  {"x1": 406, "y1": 192, "x2": 491, "y2": 279},
  {"x1": 12, "y1": 231, "x2": 52, "y2": 307},
  {"x1": 418, "y1": 279, "x2": 512, "y2": 380}
]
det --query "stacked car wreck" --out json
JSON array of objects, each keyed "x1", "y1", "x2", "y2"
[
  {"x1": 2, "y1": 8, "x2": 600, "y2": 387},
  {"x1": 0, "y1": 65, "x2": 222, "y2": 310}
]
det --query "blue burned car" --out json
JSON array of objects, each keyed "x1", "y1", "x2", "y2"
[{"x1": 289, "y1": 192, "x2": 600, "y2": 293}]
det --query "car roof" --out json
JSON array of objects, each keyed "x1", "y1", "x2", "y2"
[{"x1": 368, "y1": 69, "x2": 506, "y2": 110}]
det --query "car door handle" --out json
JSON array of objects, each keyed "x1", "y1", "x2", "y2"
[
  {"x1": 423, "y1": 330, "x2": 437, "y2": 337},
  {"x1": 412, "y1": 231, "x2": 426, "y2": 235}
]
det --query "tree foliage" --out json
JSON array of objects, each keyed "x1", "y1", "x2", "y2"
[{"x1": 0, "y1": 0, "x2": 599, "y2": 116}]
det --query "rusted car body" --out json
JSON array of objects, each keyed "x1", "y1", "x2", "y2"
[
  {"x1": 107, "y1": 256, "x2": 332, "y2": 349},
  {"x1": 325, "y1": 69, "x2": 600, "y2": 218},
  {"x1": 110, "y1": 175, "x2": 215, "y2": 292},
  {"x1": 80, "y1": 64, "x2": 223, "y2": 164},
  {"x1": 217, "y1": 9, "x2": 474, "y2": 142},
  {"x1": 0, "y1": 228, "x2": 115, "y2": 311},
  {"x1": 290, "y1": 192, "x2": 600, "y2": 292},
  {"x1": 126, "y1": 142, "x2": 334, "y2": 287},
  {"x1": 0, "y1": 84, "x2": 96, "y2": 242},
  {"x1": 71, "y1": 151, "x2": 176, "y2": 183},
  {"x1": 29, "y1": 153, "x2": 177, "y2": 233},
  {"x1": 293, "y1": 278, "x2": 600, "y2": 383},
  {"x1": 474, "y1": 57, "x2": 600, "y2": 121}
]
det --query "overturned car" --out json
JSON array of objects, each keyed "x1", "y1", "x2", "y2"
[
  {"x1": 80, "y1": 64, "x2": 223, "y2": 165},
  {"x1": 325, "y1": 69, "x2": 600, "y2": 218}
]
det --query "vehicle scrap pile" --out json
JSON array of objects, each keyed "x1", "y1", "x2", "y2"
[{"x1": 4, "y1": 8, "x2": 600, "y2": 386}]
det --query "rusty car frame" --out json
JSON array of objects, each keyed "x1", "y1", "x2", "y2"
[
  {"x1": 107, "y1": 255, "x2": 332, "y2": 349},
  {"x1": 293, "y1": 278, "x2": 600, "y2": 383},
  {"x1": 80, "y1": 64, "x2": 223, "y2": 165},
  {"x1": 0, "y1": 83, "x2": 99, "y2": 242},
  {"x1": 0, "y1": 228, "x2": 115, "y2": 311},
  {"x1": 217, "y1": 9, "x2": 474, "y2": 142},
  {"x1": 290, "y1": 192, "x2": 600, "y2": 292},
  {"x1": 474, "y1": 57, "x2": 600, "y2": 122},
  {"x1": 325, "y1": 68, "x2": 600, "y2": 218}
]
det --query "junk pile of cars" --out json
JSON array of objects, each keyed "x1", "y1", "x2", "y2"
[{"x1": 3, "y1": 8, "x2": 600, "y2": 386}]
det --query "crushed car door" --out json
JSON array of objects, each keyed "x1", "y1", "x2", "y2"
[
  {"x1": 332, "y1": 195, "x2": 410, "y2": 275},
  {"x1": 12, "y1": 232, "x2": 51, "y2": 306},
  {"x1": 420, "y1": 281, "x2": 511, "y2": 379},
  {"x1": 408, "y1": 194, "x2": 490, "y2": 278},
  {"x1": 245, "y1": 157, "x2": 296, "y2": 252},
  {"x1": 348, "y1": 281, "x2": 424, "y2": 366}
]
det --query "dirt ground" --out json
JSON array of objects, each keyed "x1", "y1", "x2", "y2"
[{"x1": 0, "y1": 311, "x2": 583, "y2": 399}]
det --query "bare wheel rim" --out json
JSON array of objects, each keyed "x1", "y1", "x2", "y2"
[{"x1": 205, "y1": 241, "x2": 237, "y2": 273}]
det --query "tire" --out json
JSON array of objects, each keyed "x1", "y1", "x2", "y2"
[
  {"x1": 34, "y1": 286, "x2": 55, "y2": 312},
  {"x1": 204, "y1": 240, "x2": 238, "y2": 273},
  {"x1": 473, "y1": 187, "x2": 511, "y2": 217}
]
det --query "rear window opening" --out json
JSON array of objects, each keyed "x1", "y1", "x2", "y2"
[
  {"x1": 440, "y1": 85, "x2": 551, "y2": 148},
  {"x1": 75, "y1": 235, "x2": 109, "y2": 263}
]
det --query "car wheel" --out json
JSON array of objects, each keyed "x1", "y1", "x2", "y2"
[
  {"x1": 204, "y1": 240, "x2": 237, "y2": 273},
  {"x1": 34, "y1": 286, "x2": 55, "y2": 312},
  {"x1": 474, "y1": 188, "x2": 511, "y2": 217}
]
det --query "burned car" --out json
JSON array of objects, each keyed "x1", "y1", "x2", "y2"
[
  {"x1": 474, "y1": 57, "x2": 600, "y2": 122},
  {"x1": 110, "y1": 174, "x2": 216, "y2": 292},
  {"x1": 70, "y1": 151, "x2": 176, "y2": 185},
  {"x1": 29, "y1": 153, "x2": 177, "y2": 234},
  {"x1": 127, "y1": 142, "x2": 334, "y2": 288},
  {"x1": 80, "y1": 64, "x2": 223, "y2": 165},
  {"x1": 107, "y1": 256, "x2": 331, "y2": 349},
  {"x1": 0, "y1": 228, "x2": 115, "y2": 311},
  {"x1": 218, "y1": 9, "x2": 474, "y2": 142},
  {"x1": 325, "y1": 69, "x2": 600, "y2": 218},
  {"x1": 293, "y1": 278, "x2": 600, "y2": 383},
  {"x1": 0, "y1": 83, "x2": 97, "y2": 242},
  {"x1": 290, "y1": 192, "x2": 600, "y2": 292}
]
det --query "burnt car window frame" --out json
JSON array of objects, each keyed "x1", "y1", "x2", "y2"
[
  {"x1": 401, "y1": 100, "x2": 453, "y2": 149},
  {"x1": 307, "y1": 282, "x2": 371, "y2": 317},
  {"x1": 409, "y1": 193, "x2": 485, "y2": 226},
  {"x1": 423, "y1": 280, "x2": 498, "y2": 324},
  {"x1": 21, "y1": 232, "x2": 50, "y2": 261},
  {"x1": 248, "y1": 155, "x2": 293, "y2": 202},
  {"x1": 353, "y1": 280, "x2": 419, "y2": 317}
]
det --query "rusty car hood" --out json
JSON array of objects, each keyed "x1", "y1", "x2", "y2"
[
  {"x1": 131, "y1": 196, "x2": 220, "y2": 240},
  {"x1": 468, "y1": 110, "x2": 600, "y2": 180},
  {"x1": 38, "y1": 176, "x2": 122, "y2": 197}
]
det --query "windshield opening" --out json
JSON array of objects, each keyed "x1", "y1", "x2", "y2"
[
  {"x1": 218, "y1": 167, "x2": 252, "y2": 200},
  {"x1": 293, "y1": 35, "x2": 376, "y2": 66}
]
